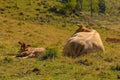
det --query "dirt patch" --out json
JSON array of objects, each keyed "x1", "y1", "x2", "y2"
[{"x1": 106, "y1": 37, "x2": 120, "y2": 43}]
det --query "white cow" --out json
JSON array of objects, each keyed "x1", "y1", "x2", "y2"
[{"x1": 63, "y1": 25, "x2": 105, "y2": 57}]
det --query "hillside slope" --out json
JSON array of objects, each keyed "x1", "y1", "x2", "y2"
[
  {"x1": 0, "y1": 16, "x2": 74, "y2": 56},
  {"x1": 0, "y1": 0, "x2": 120, "y2": 80},
  {"x1": 0, "y1": 14, "x2": 120, "y2": 80}
]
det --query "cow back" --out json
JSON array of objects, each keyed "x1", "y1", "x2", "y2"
[{"x1": 63, "y1": 30, "x2": 104, "y2": 57}]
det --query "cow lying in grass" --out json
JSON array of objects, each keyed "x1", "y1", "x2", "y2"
[
  {"x1": 16, "y1": 42, "x2": 45, "y2": 58},
  {"x1": 63, "y1": 24, "x2": 105, "y2": 57}
]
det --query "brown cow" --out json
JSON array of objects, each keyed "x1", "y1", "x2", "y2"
[
  {"x1": 63, "y1": 25, "x2": 105, "y2": 57},
  {"x1": 16, "y1": 42, "x2": 45, "y2": 58}
]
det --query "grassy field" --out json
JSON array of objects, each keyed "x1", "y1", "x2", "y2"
[{"x1": 0, "y1": 0, "x2": 120, "y2": 80}]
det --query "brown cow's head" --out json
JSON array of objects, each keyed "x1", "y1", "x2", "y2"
[
  {"x1": 74, "y1": 24, "x2": 92, "y2": 34},
  {"x1": 18, "y1": 41, "x2": 31, "y2": 52}
]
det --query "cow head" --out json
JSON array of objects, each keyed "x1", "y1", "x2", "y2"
[
  {"x1": 18, "y1": 41, "x2": 31, "y2": 52},
  {"x1": 74, "y1": 24, "x2": 92, "y2": 34}
]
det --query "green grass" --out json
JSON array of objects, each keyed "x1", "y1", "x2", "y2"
[{"x1": 0, "y1": 0, "x2": 120, "y2": 80}]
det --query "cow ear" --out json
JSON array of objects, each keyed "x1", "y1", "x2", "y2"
[
  {"x1": 27, "y1": 44, "x2": 31, "y2": 47},
  {"x1": 80, "y1": 24, "x2": 84, "y2": 28},
  {"x1": 18, "y1": 41, "x2": 22, "y2": 45}
]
